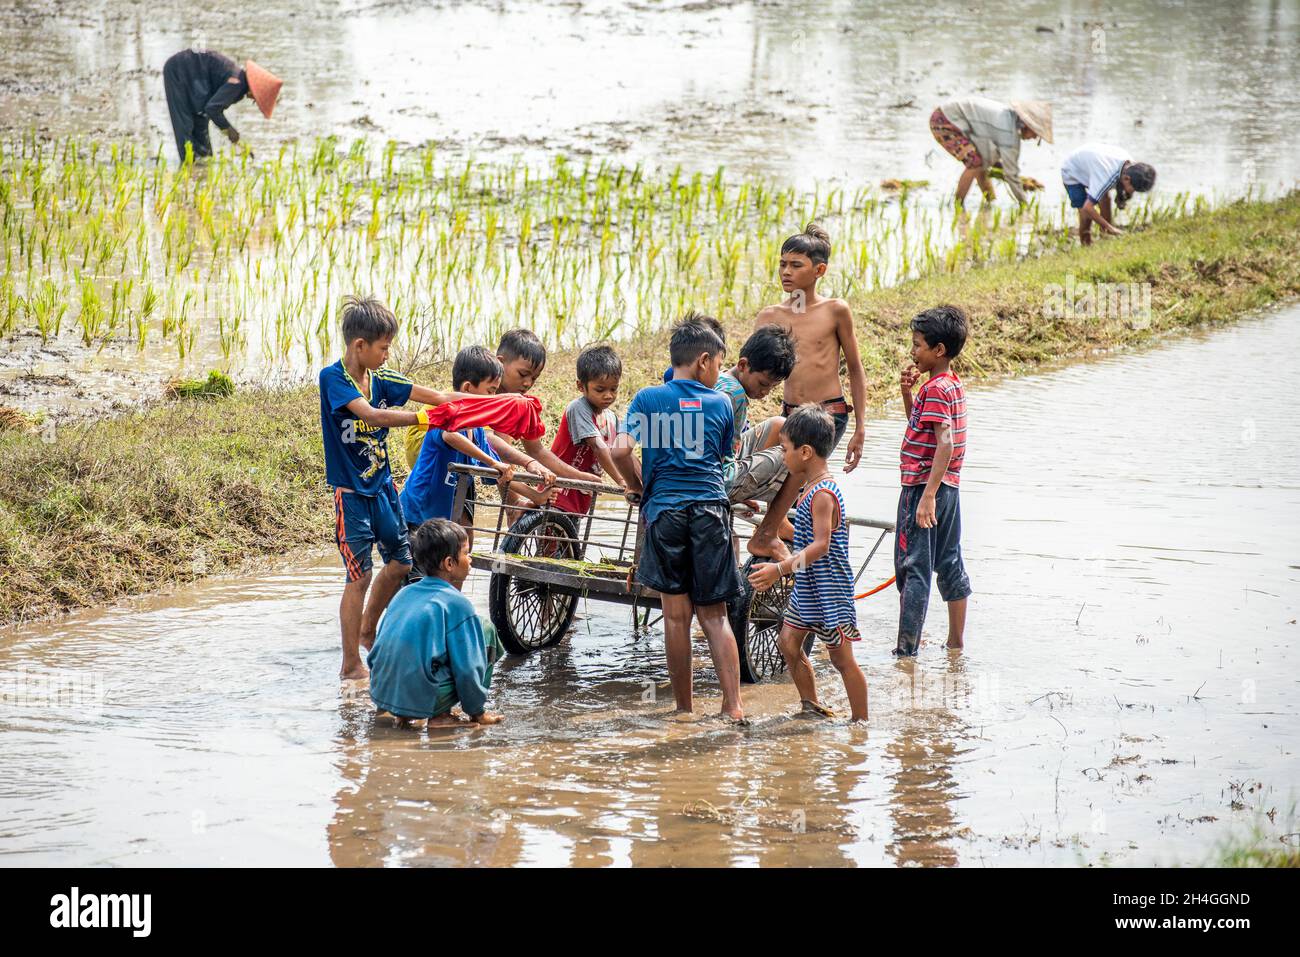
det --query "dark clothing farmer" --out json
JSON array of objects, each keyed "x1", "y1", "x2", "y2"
[
  {"x1": 162, "y1": 51, "x2": 281, "y2": 162},
  {"x1": 163, "y1": 50, "x2": 247, "y2": 161}
]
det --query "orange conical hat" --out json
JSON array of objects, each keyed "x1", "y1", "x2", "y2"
[{"x1": 244, "y1": 60, "x2": 282, "y2": 119}]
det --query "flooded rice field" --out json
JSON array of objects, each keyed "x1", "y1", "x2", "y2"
[
  {"x1": 3, "y1": 0, "x2": 1298, "y2": 190},
  {"x1": 1, "y1": 0, "x2": 1298, "y2": 416},
  {"x1": 2, "y1": 303, "x2": 1296, "y2": 867}
]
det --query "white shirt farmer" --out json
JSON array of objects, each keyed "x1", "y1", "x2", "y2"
[{"x1": 1061, "y1": 143, "x2": 1131, "y2": 204}]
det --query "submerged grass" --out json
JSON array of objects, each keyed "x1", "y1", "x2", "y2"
[{"x1": 0, "y1": 191, "x2": 1297, "y2": 625}]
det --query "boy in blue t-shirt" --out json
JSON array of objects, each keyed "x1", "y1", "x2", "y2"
[
  {"x1": 319, "y1": 296, "x2": 462, "y2": 681},
  {"x1": 368, "y1": 518, "x2": 505, "y2": 726},
  {"x1": 613, "y1": 314, "x2": 745, "y2": 722},
  {"x1": 400, "y1": 345, "x2": 515, "y2": 547}
]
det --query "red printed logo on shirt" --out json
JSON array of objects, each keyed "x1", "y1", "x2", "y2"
[{"x1": 678, "y1": 399, "x2": 702, "y2": 410}]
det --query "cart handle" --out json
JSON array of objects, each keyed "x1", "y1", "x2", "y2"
[
  {"x1": 448, "y1": 461, "x2": 626, "y2": 497},
  {"x1": 731, "y1": 502, "x2": 895, "y2": 533}
]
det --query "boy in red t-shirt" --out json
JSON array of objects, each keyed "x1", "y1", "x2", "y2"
[
  {"x1": 550, "y1": 344, "x2": 627, "y2": 513},
  {"x1": 896, "y1": 305, "x2": 973, "y2": 657}
]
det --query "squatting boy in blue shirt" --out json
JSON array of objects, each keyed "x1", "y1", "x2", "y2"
[{"x1": 367, "y1": 519, "x2": 504, "y2": 726}]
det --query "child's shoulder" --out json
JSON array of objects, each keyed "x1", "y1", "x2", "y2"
[
  {"x1": 820, "y1": 297, "x2": 854, "y2": 321},
  {"x1": 630, "y1": 380, "x2": 672, "y2": 403},
  {"x1": 756, "y1": 302, "x2": 792, "y2": 322},
  {"x1": 924, "y1": 372, "x2": 965, "y2": 396},
  {"x1": 373, "y1": 366, "x2": 413, "y2": 385}
]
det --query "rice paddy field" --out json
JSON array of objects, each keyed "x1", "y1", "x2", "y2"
[
  {"x1": 0, "y1": 131, "x2": 1220, "y2": 397},
  {"x1": 1, "y1": 0, "x2": 1299, "y2": 881}
]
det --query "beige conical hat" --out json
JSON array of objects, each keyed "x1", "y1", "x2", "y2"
[
  {"x1": 244, "y1": 60, "x2": 282, "y2": 119},
  {"x1": 1011, "y1": 100, "x2": 1053, "y2": 143}
]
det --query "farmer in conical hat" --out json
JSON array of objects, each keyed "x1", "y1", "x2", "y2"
[
  {"x1": 929, "y1": 97, "x2": 1052, "y2": 206},
  {"x1": 162, "y1": 50, "x2": 282, "y2": 162}
]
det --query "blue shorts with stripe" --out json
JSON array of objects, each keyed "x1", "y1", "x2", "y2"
[{"x1": 333, "y1": 483, "x2": 413, "y2": 582}]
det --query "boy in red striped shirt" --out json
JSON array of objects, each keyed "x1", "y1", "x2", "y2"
[{"x1": 895, "y1": 305, "x2": 972, "y2": 656}]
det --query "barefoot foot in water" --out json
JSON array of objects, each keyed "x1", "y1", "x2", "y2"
[{"x1": 340, "y1": 664, "x2": 369, "y2": 683}]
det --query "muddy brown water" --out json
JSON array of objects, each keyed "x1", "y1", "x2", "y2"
[{"x1": 1, "y1": 303, "x2": 1297, "y2": 866}]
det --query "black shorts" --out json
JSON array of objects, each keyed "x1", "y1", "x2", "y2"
[{"x1": 637, "y1": 502, "x2": 740, "y2": 606}]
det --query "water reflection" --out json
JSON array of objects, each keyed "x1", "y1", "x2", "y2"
[
  {"x1": 1, "y1": 305, "x2": 1298, "y2": 866},
  {"x1": 0, "y1": 1, "x2": 1296, "y2": 192}
]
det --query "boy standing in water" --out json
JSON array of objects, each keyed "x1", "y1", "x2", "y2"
[
  {"x1": 749, "y1": 223, "x2": 869, "y2": 559},
  {"x1": 895, "y1": 305, "x2": 972, "y2": 656},
  {"x1": 319, "y1": 297, "x2": 463, "y2": 681},
  {"x1": 368, "y1": 519, "x2": 505, "y2": 727},
  {"x1": 612, "y1": 315, "x2": 745, "y2": 722},
  {"x1": 748, "y1": 404, "x2": 868, "y2": 721}
]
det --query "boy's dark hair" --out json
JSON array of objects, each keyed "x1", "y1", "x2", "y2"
[
  {"x1": 1127, "y1": 162, "x2": 1156, "y2": 192},
  {"x1": 783, "y1": 403, "x2": 836, "y2": 459},
  {"x1": 780, "y1": 222, "x2": 831, "y2": 266},
  {"x1": 1117, "y1": 162, "x2": 1156, "y2": 209},
  {"x1": 340, "y1": 295, "x2": 399, "y2": 344},
  {"x1": 669, "y1": 311, "x2": 726, "y2": 367},
  {"x1": 497, "y1": 328, "x2": 547, "y2": 370},
  {"x1": 576, "y1": 344, "x2": 622, "y2": 383},
  {"x1": 740, "y1": 324, "x2": 796, "y2": 380},
  {"x1": 410, "y1": 518, "x2": 468, "y2": 577},
  {"x1": 910, "y1": 304, "x2": 969, "y2": 359},
  {"x1": 452, "y1": 345, "x2": 504, "y2": 389}
]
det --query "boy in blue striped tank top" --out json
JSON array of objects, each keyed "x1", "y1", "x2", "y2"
[{"x1": 748, "y1": 405, "x2": 868, "y2": 721}]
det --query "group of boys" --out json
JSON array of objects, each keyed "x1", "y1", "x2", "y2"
[{"x1": 318, "y1": 225, "x2": 973, "y2": 728}]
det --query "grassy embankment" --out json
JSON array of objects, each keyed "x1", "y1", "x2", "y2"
[{"x1": 1, "y1": 191, "x2": 1298, "y2": 625}]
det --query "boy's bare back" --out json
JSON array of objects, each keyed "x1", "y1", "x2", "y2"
[{"x1": 756, "y1": 297, "x2": 853, "y2": 406}]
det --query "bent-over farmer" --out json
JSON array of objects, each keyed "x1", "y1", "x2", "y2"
[
  {"x1": 1060, "y1": 143, "x2": 1157, "y2": 245},
  {"x1": 929, "y1": 97, "x2": 1053, "y2": 205},
  {"x1": 162, "y1": 49, "x2": 281, "y2": 162}
]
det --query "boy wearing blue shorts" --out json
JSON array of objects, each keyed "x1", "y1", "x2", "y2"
[
  {"x1": 319, "y1": 296, "x2": 461, "y2": 681},
  {"x1": 1060, "y1": 143, "x2": 1156, "y2": 246},
  {"x1": 613, "y1": 314, "x2": 745, "y2": 722}
]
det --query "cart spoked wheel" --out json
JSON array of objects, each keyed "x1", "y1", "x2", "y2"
[
  {"x1": 729, "y1": 556, "x2": 810, "y2": 684},
  {"x1": 489, "y1": 509, "x2": 582, "y2": 656}
]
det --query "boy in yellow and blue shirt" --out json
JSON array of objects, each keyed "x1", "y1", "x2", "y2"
[{"x1": 318, "y1": 296, "x2": 462, "y2": 681}]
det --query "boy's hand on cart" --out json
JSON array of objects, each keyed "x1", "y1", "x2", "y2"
[
  {"x1": 748, "y1": 560, "x2": 785, "y2": 592},
  {"x1": 579, "y1": 471, "x2": 602, "y2": 485},
  {"x1": 494, "y1": 463, "x2": 516, "y2": 489},
  {"x1": 916, "y1": 492, "x2": 937, "y2": 528},
  {"x1": 524, "y1": 458, "x2": 555, "y2": 487},
  {"x1": 472, "y1": 711, "x2": 504, "y2": 725}
]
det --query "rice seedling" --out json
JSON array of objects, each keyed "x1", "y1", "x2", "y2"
[{"x1": 0, "y1": 132, "x2": 1228, "y2": 381}]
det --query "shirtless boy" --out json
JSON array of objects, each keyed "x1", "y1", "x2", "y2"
[{"x1": 749, "y1": 223, "x2": 868, "y2": 560}]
